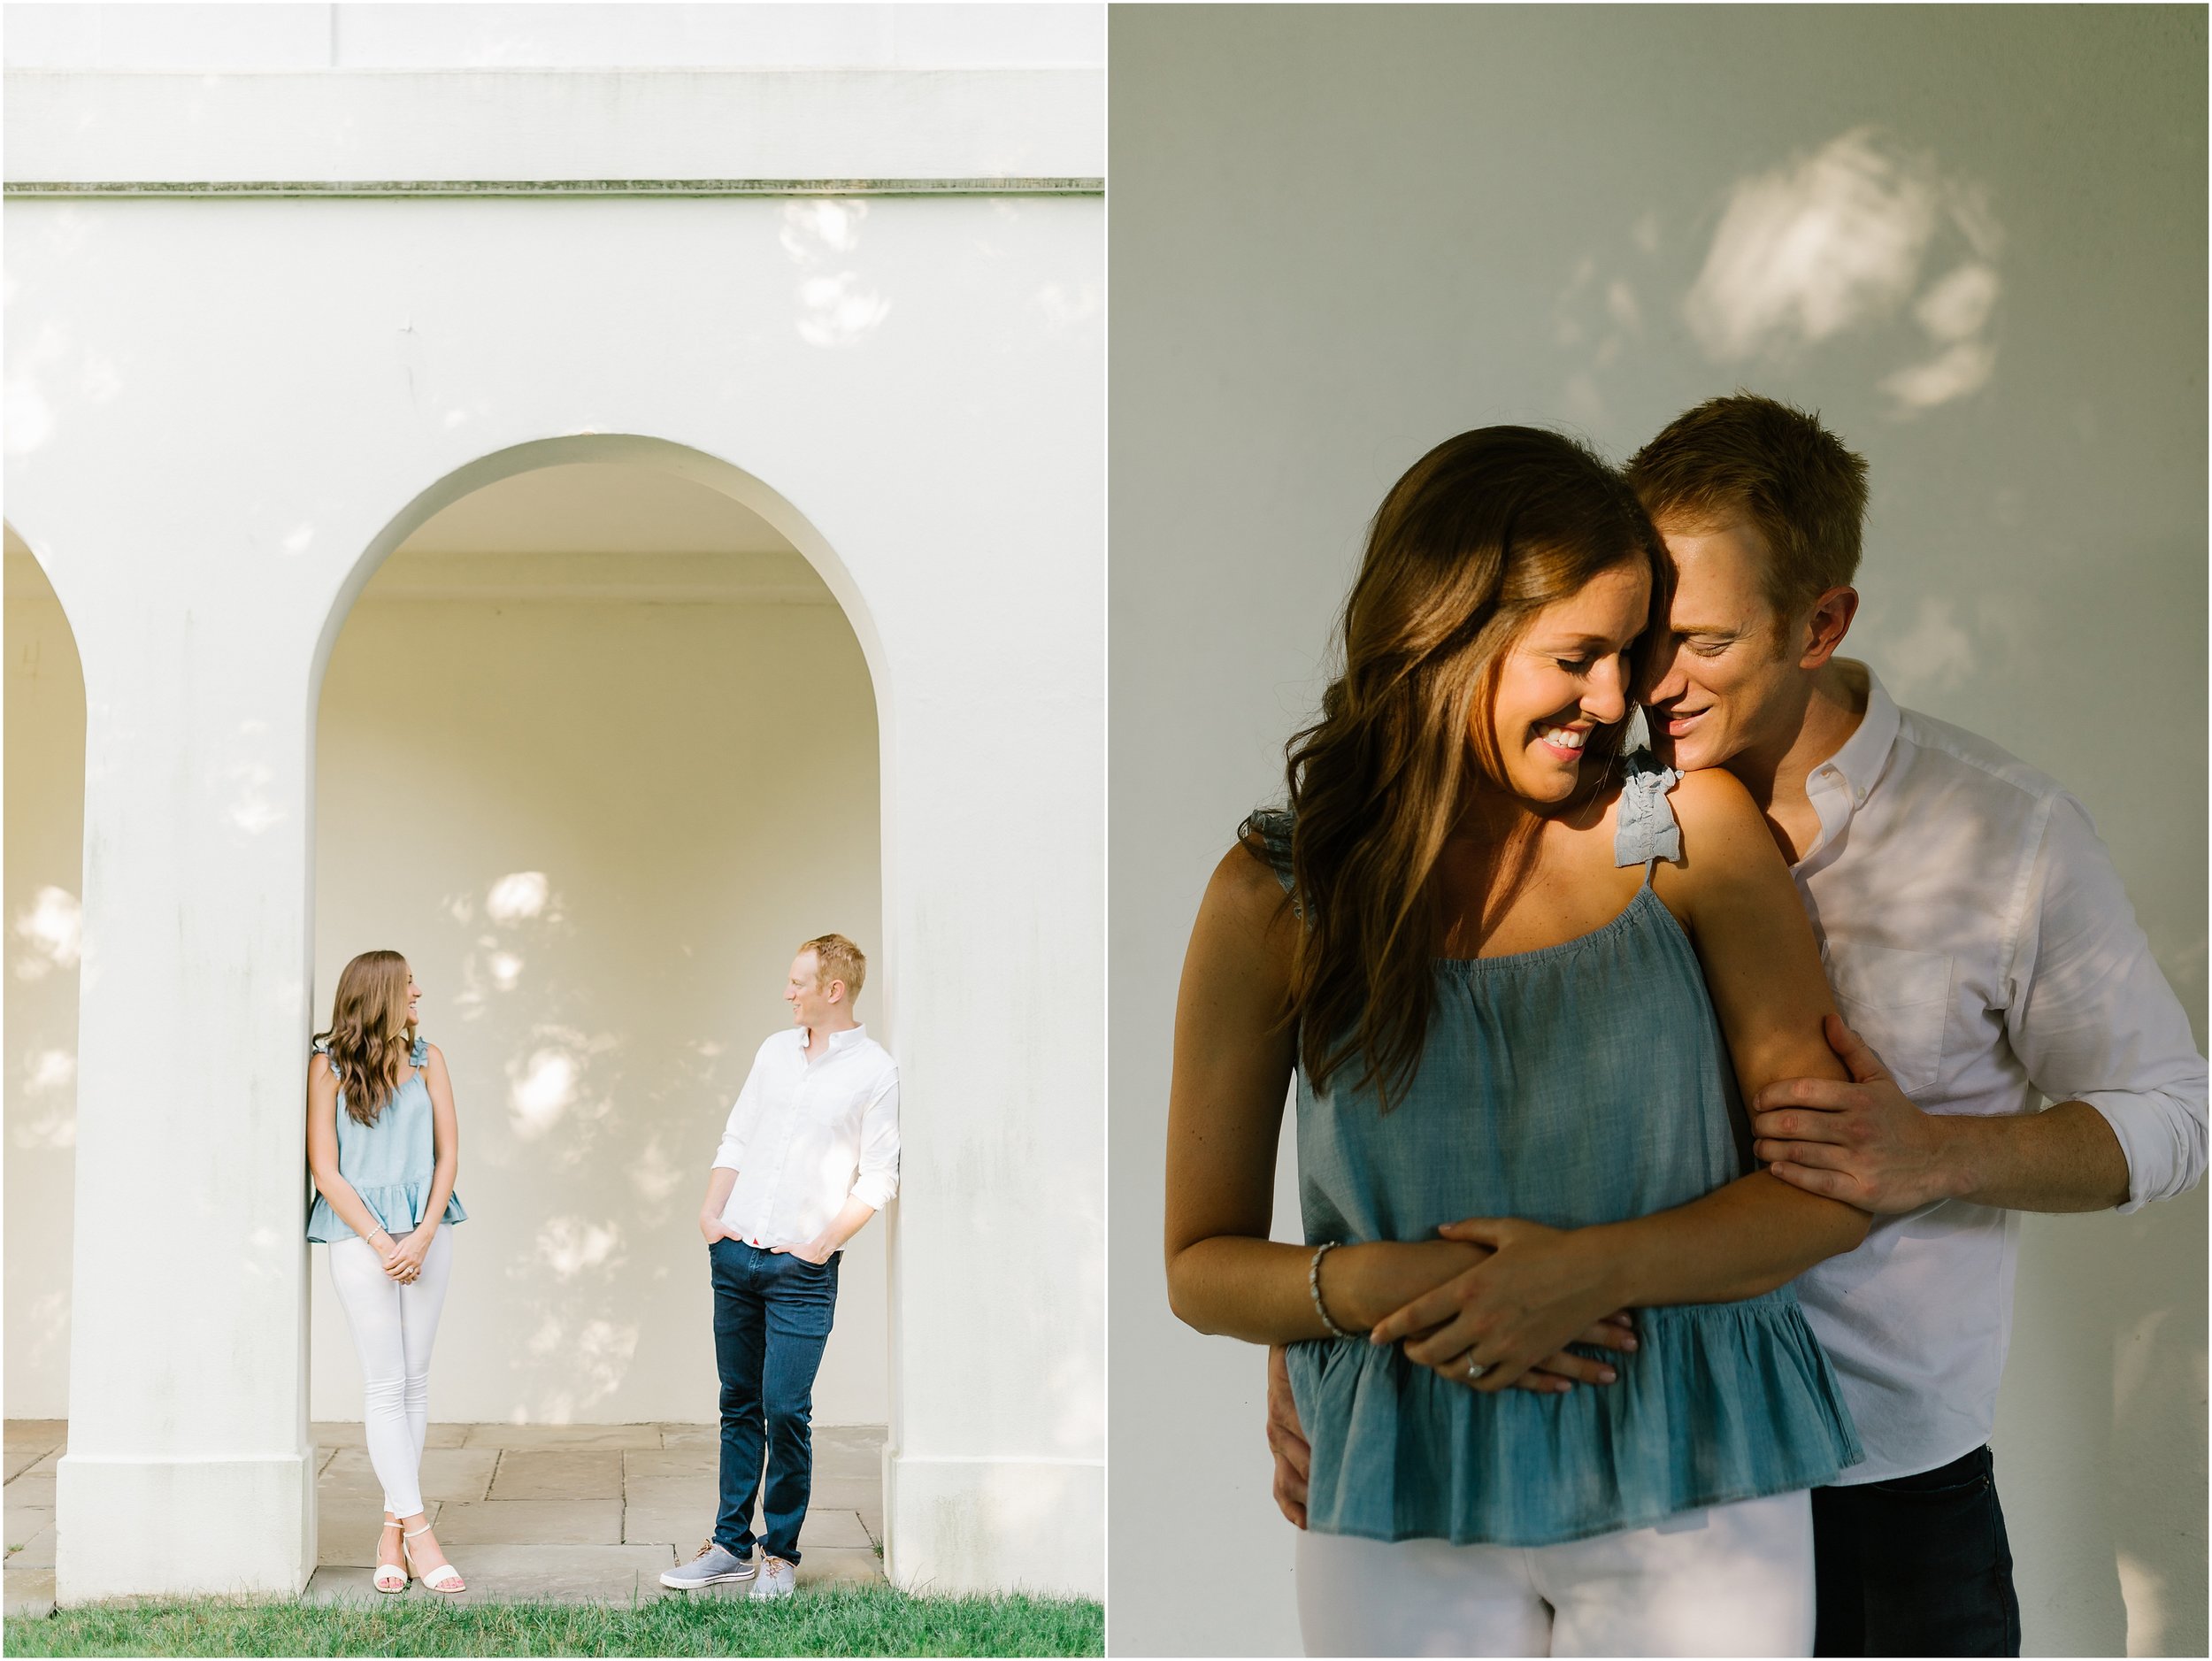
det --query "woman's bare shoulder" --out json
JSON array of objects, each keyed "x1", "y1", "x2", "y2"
[
  {"x1": 1665, "y1": 766, "x2": 1789, "y2": 887},
  {"x1": 1667, "y1": 765, "x2": 1763, "y2": 836},
  {"x1": 1187, "y1": 837, "x2": 1301, "y2": 991},
  {"x1": 1207, "y1": 836, "x2": 1295, "y2": 931}
]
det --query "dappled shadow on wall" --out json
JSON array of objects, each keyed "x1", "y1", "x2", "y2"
[
  {"x1": 1553, "y1": 127, "x2": 2002, "y2": 428},
  {"x1": 782, "y1": 202, "x2": 893, "y2": 350},
  {"x1": 435, "y1": 863, "x2": 726, "y2": 1422},
  {"x1": 1685, "y1": 127, "x2": 2001, "y2": 416}
]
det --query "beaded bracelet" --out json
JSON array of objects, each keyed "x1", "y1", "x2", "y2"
[{"x1": 1308, "y1": 1242, "x2": 1360, "y2": 1340}]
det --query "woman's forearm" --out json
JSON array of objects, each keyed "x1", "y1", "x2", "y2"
[
  {"x1": 417, "y1": 1154, "x2": 459, "y2": 1235},
  {"x1": 1386, "y1": 1178, "x2": 1866, "y2": 1381},
  {"x1": 1590, "y1": 1171, "x2": 1870, "y2": 1307},
  {"x1": 1167, "y1": 1235, "x2": 1486, "y2": 1344},
  {"x1": 311, "y1": 1167, "x2": 394, "y2": 1247}
]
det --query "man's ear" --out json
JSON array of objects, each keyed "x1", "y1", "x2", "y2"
[
  {"x1": 1798, "y1": 587, "x2": 1859, "y2": 669},
  {"x1": 826, "y1": 980, "x2": 846, "y2": 1006}
]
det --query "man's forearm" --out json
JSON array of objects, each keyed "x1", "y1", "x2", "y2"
[
  {"x1": 699, "y1": 1168, "x2": 737, "y2": 1228},
  {"x1": 1596, "y1": 1171, "x2": 1870, "y2": 1308},
  {"x1": 1939, "y1": 1100, "x2": 2131, "y2": 1212},
  {"x1": 819, "y1": 1195, "x2": 878, "y2": 1252}
]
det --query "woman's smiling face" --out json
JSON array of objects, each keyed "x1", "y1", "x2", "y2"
[{"x1": 1482, "y1": 558, "x2": 1650, "y2": 805}]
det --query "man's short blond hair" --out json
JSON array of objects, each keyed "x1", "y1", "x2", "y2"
[
  {"x1": 1625, "y1": 391, "x2": 1869, "y2": 622},
  {"x1": 800, "y1": 934, "x2": 867, "y2": 1002}
]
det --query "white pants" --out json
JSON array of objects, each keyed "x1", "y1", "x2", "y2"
[
  {"x1": 327, "y1": 1224, "x2": 454, "y2": 1519},
  {"x1": 1296, "y1": 1489, "x2": 1815, "y2": 1657}
]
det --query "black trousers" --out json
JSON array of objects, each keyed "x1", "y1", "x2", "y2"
[{"x1": 1812, "y1": 1445, "x2": 2021, "y2": 1657}]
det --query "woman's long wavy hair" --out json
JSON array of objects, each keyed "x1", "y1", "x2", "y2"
[
  {"x1": 1272, "y1": 426, "x2": 1671, "y2": 1110},
  {"x1": 316, "y1": 950, "x2": 417, "y2": 1127}
]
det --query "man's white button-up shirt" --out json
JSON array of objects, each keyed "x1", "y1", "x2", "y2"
[
  {"x1": 712, "y1": 1024, "x2": 900, "y2": 1250},
  {"x1": 1791, "y1": 665, "x2": 2206, "y2": 1482}
]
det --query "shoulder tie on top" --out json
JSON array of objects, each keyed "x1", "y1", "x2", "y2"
[{"x1": 1613, "y1": 705, "x2": 1683, "y2": 868}]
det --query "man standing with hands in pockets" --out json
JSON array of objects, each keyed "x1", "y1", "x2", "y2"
[{"x1": 661, "y1": 934, "x2": 901, "y2": 1600}]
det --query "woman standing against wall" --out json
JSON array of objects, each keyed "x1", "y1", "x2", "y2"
[{"x1": 306, "y1": 950, "x2": 468, "y2": 1595}]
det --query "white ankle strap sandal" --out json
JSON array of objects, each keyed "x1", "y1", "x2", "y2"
[
  {"x1": 403, "y1": 1523, "x2": 466, "y2": 1594},
  {"x1": 373, "y1": 1519, "x2": 407, "y2": 1594}
]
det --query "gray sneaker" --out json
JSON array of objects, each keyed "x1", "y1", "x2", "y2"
[
  {"x1": 660, "y1": 1538, "x2": 757, "y2": 1589},
  {"x1": 749, "y1": 1556, "x2": 796, "y2": 1600}
]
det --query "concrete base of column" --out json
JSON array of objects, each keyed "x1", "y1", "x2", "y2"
[
  {"x1": 54, "y1": 1449, "x2": 317, "y2": 1603},
  {"x1": 881, "y1": 1449, "x2": 1102, "y2": 1599}
]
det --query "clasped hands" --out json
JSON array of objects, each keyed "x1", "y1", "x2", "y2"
[
  {"x1": 1356, "y1": 1219, "x2": 1639, "y2": 1396},
  {"x1": 376, "y1": 1226, "x2": 432, "y2": 1284}
]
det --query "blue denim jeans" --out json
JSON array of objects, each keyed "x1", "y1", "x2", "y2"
[
  {"x1": 1812, "y1": 1444, "x2": 2021, "y2": 1656},
  {"x1": 709, "y1": 1239, "x2": 841, "y2": 1565}
]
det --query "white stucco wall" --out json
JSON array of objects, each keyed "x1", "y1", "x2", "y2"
[
  {"x1": 3, "y1": 2, "x2": 1106, "y2": 73},
  {"x1": 7, "y1": 6, "x2": 1102, "y2": 1603},
  {"x1": 1110, "y1": 8, "x2": 2204, "y2": 1657},
  {"x1": 3, "y1": 543, "x2": 83, "y2": 1421}
]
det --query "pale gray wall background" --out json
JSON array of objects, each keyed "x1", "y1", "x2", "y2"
[{"x1": 1108, "y1": 7, "x2": 2205, "y2": 1656}]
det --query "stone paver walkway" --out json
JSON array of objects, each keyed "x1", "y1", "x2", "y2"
[
  {"x1": 4, "y1": 1420, "x2": 885, "y2": 1613},
  {"x1": 4, "y1": 1421, "x2": 63, "y2": 1619}
]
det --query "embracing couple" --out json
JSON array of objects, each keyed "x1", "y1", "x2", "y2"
[
  {"x1": 1164, "y1": 396, "x2": 2206, "y2": 1657},
  {"x1": 304, "y1": 932, "x2": 896, "y2": 1603}
]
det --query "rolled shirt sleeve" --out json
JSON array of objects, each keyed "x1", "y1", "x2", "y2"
[
  {"x1": 849, "y1": 1071, "x2": 901, "y2": 1211},
  {"x1": 2006, "y1": 794, "x2": 2209, "y2": 1211}
]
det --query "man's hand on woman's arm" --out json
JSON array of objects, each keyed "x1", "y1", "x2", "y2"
[
  {"x1": 1266, "y1": 1345, "x2": 1310, "y2": 1528},
  {"x1": 1755, "y1": 1019, "x2": 2132, "y2": 1214}
]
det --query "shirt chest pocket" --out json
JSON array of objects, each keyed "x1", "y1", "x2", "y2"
[{"x1": 1824, "y1": 943, "x2": 1951, "y2": 1096}]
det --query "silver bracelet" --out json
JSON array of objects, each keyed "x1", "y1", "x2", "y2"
[{"x1": 1309, "y1": 1242, "x2": 1359, "y2": 1340}]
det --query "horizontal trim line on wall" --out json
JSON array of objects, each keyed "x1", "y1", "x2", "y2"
[
  {"x1": 4, "y1": 176, "x2": 1104, "y2": 199},
  {"x1": 361, "y1": 584, "x2": 836, "y2": 604}
]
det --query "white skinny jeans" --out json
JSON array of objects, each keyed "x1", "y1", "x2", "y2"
[
  {"x1": 1295, "y1": 1488, "x2": 1814, "y2": 1657},
  {"x1": 326, "y1": 1224, "x2": 454, "y2": 1519}
]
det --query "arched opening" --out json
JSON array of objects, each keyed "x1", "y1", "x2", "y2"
[
  {"x1": 4, "y1": 524, "x2": 87, "y2": 1572},
  {"x1": 306, "y1": 442, "x2": 889, "y2": 1588}
]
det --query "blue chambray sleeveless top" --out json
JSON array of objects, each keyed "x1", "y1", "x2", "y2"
[
  {"x1": 306, "y1": 1034, "x2": 468, "y2": 1243},
  {"x1": 1256, "y1": 760, "x2": 1861, "y2": 1546}
]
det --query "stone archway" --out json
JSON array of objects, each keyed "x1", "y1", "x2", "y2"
[{"x1": 303, "y1": 441, "x2": 895, "y2": 1593}]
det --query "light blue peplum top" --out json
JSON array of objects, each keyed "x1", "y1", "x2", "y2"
[
  {"x1": 305, "y1": 1034, "x2": 469, "y2": 1243},
  {"x1": 1253, "y1": 757, "x2": 1861, "y2": 1547}
]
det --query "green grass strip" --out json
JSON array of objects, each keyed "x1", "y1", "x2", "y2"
[{"x1": 3, "y1": 1584, "x2": 1104, "y2": 1657}]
